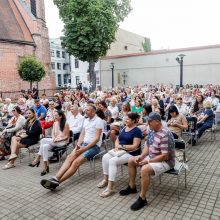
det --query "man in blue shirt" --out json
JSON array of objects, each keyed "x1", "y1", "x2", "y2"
[{"x1": 33, "y1": 99, "x2": 47, "y2": 121}]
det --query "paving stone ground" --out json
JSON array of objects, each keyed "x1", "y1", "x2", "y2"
[{"x1": 0, "y1": 132, "x2": 220, "y2": 220}]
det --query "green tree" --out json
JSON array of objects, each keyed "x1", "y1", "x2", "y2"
[
  {"x1": 54, "y1": 0, "x2": 132, "y2": 90},
  {"x1": 18, "y1": 56, "x2": 46, "y2": 89},
  {"x1": 141, "y1": 37, "x2": 151, "y2": 52}
]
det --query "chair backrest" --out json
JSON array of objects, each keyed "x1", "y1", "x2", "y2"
[{"x1": 186, "y1": 116, "x2": 197, "y2": 133}]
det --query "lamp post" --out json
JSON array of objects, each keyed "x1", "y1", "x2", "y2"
[
  {"x1": 110, "y1": 62, "x2": 114, "y2": 88},
  {"x1": 121, "y1": 72, "x2": 127, "y2": 85},
  {"x1": 176, "y1": 54, "x2": 186, "y2": 87}
]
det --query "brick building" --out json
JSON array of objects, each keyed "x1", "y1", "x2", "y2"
[{"x1": 0, "y1": 0, "x2": 55, "y2": 92}]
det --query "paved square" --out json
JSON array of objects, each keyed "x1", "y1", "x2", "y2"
[{"x1": 0, "y1": 132, "x2": 220, "y2": 220}]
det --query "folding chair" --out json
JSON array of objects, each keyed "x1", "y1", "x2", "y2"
[
  {"x1": 183, "y1": 116, "x2": 198, "y2": 145},
  {"x1": 50, "y1": 130, "x2": 74, "y2": 166},
  {"x1": 163, "y1": 140, "x2": 187, "y2": 199}
]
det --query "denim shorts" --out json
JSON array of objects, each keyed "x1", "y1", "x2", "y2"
[{"x1": 81, "y1": 143, "x2": 100, "y2": 161}]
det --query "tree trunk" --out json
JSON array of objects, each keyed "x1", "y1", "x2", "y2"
[
  {"x1": 30, "y1": 81, "x2": 33, "y2": 90},
  {"x1": 88, "y1": 61, "x2": 96, "y2": 92}
]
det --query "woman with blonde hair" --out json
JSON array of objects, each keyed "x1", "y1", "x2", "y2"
[
  {"x1": 191, "y1": 100, "x2": 214, "y2": 145},
  {"x1": 108, "y1": 97, "x2": 119, "y2": 120}
]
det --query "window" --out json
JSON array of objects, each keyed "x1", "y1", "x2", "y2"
[
  {"x1": 51, "y1": 62, "x2": 55, "y2": 70},
  {"x1": 57, "y1": 63, "x2": 61, "y2": 70},
  {"x1": 58, "y1": 74, "x2": 62, "y2": 87},
  {"x1": 56, "y1": 50, "x2": 61, "y2": 58},
  {"x1": 75, "y1": 59, "x2": 79, "y2": 68},
  {"x1": 63, "y1": 63, "x2": 67, "y2": 70},
  {"x1": 62, "y1": 51, "x2": 66, "y2": 58},
  {"x1": 76, "y1": 76, "x2": 80, "y2": 85},
  {"x1": 64, "y1": 74, "x2": 71, "y2": 85},
  {"x1": 50, "y1": 50, "x2": 54, "y2": 57},
  {"x1": 30, "y1": 0, "x2": 37, "y2": 17}
]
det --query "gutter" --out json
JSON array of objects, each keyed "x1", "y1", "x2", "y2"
[{"x1": 0, "y1": 38, "x2": 36, "y2": 47}]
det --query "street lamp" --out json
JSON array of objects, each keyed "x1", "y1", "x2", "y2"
[
  {"x1": 110, "y1": 62, "x2": 115, "y2": 88},
  {"x1": 121, "y1": 72, "x2": 127, "y2": 85},
  {"x1": 176, "y1": 54, "x2": 186, "y2": 87}
]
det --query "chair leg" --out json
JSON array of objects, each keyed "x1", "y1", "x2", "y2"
[
  {"x1": 93, "y1": 159, "x2": 96, "y2": 179},
  {"x1": 185, "y1": 169, "x2": 187, "y2": 189},
  {"x1": 121, "y1": 165, "x2": 123, "y2": 176},
  {"x1": 152, "y1": 179, "x2": 155, "y2": 196},
  {"x1": 177, "y1": 176, "x2": 180, "y2": 200}
]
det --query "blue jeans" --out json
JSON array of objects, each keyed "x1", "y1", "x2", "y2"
[
  {"x1": 197, "y1": 122, "x2": 212, "y2": 139},
  {"x1": 81, "y1": 143, "x2": 100, "y2": 161}
]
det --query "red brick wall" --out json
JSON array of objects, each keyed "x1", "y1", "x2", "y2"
[{"x1": 0, "y1": 0, "x2": 55, "y2": 93}]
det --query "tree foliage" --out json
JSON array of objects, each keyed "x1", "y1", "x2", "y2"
[
  {"x1": 54, "y1": 0, "x2": 132, "y2": 90},
  {"x1": 18, "y1": 56, "x2": 46, "y2": 89},
  {"x1": 142, "y1": 37, "x2": 151, "y2": 52}
]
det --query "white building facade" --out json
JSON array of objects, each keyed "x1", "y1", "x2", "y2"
[
  {"x1": 50, "y1": 38, "x2": 71, "y2": 87},
  {"x1": 100, "y1": 44, "x2": 220, "y2": 88}
]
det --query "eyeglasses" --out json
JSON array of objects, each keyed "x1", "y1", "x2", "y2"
[{"x1": 177, "y1": 98, "x2": 182, "y2": 100}]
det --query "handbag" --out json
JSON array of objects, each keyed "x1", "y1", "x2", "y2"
[
  {"x1": 108, "y1": 149, "x2": 126, "y2": 157},
  {"x1": 16, "y1": 130, "x2": 28, "y2": 139}
]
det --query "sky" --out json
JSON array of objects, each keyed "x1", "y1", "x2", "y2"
[{"x1": 45, "y1": 0, "x2": 220, "y2": 50}]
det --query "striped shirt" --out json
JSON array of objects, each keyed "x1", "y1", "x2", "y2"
[{"x1": 147, "y1": 127, "x2": 175, "y2": 168}]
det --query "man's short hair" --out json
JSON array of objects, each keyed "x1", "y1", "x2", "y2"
[{"x1": 35, "y1": 99, "x2": 40, "y2": 103}]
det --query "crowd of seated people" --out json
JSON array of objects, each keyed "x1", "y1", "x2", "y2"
[{"x1": 0, "y1": 83, "x2": 219, "y2": 210}]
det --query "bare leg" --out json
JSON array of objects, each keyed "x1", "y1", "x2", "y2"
[
  {"x1": 55, "y1": 151, "x2": 78, "y2": 180},
  {"x1": 139, "y1": 165, "x2": 154, "y2": 200},
  {"x1": 32, "y1": 154, "x2": 41, "y2": 164},
  {"x1": 107, "y1": 181, "x2": 114, "y2": 191},
  {"x1": 128, "y1": 157, "x2": 138, "y2": 188},
  {"x1": 110, "y1": 130, "x2": 117, "y2": 144},
  {"x1": 58, "y1": 155, "x2": 86, "y2": 183},
  {"x1": 10, "y1": 136, "x2": 21, "y2": 154},
  {"x1": 10, "y1": 142, "x2": 26, "y2": 165}
]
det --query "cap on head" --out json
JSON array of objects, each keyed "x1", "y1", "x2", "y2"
[{"x1": 148, "y1": 112, "x2": 161, "y2": 122}]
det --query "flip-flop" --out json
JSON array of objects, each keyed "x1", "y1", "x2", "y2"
[
  {"x1": 8, "y1": 153, "x2": 17, "y2": 161},
  {"x1": 99, "y1": 188, "x2": 115, "y2": 198},
  {"x1": 97, "y1": 180, "x2": 108, "y2": 188}
]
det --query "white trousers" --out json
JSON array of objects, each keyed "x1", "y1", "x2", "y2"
[
  {"x1": 38, "y1": 138, "x2": 66, "y2": 161},
  {"x1": 102, "y1": 152, "x2": 133, "y2": 182}
]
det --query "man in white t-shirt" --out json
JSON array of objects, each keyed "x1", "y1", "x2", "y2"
[
  {"x1": 40, "y1": 104, "x2": 104, "y2": 190},
  {"x1": 68, "y1": 105, "x2": 84, "y2": 140}
]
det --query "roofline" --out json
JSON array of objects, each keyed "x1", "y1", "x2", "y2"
[{"x1": 101, "y1": 44, "x2": 220, "y2": 60}]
